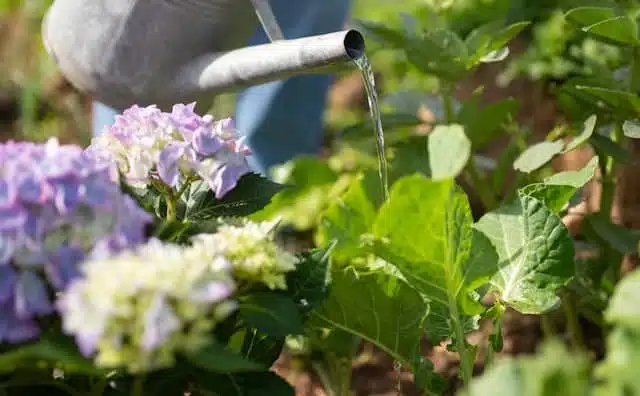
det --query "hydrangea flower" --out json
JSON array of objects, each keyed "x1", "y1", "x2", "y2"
[
  {"x1": 0, "y1": 138, "x2": 152, "y2": 343},
  {"x1": 87, "y1": 103, "x2": 252, "y2": 199},
  {"x1": 190, "y1": 220, "x2": 298, "y2": 290},
  {"x1": 58, "y1": 239, "x2": 237, "y2": 373}
]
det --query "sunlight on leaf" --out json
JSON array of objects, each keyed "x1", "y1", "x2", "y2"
[
  {"x1": 372, "y1": 175, "x2": 497, "y2": 342},
  {"x1": 513, "y1": 141, "x2": 565, "y2": 173},
  {"x1": 564, "y1": 114, "x2": 597, "y2": 153},
  {"x1": 623, "y1": 120, "x2": 640, "y2": 138},
  {"x1": 311, "y1": 268, "x2": 428, "y2": 367},
  {"x1": 474, "y1": 193, "x2": 575, "y2": 314},
  {"x1": 428, "y1": 124, "x2": 471, "y2": 180}
]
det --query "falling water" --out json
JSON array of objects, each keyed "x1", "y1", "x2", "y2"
[{"x1": 354, "y1": 54, "x2": 389, "y2": 202}]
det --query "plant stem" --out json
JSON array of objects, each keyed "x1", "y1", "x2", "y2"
[
  {"x1": 465, "y1": 158, "x2": 499, "y2": 211},
  {"x1": 443, "y1": 89, "x2": 455, "y2": 124},
  {"x1": 540, "y1": 314, "x2": 556, "y2": 339},
  {"x1": 561, "y1": 292, "x2": 584, "y2": 350},
  {"x1": 131, "y1": 376, "x2": 145, "y2": 396},
  {"x1": 166, "y1": 197, "x2": 177, "y2": 222},
  {"x1": 450, "y1": 299, "x2": 473, "y2": 387},
  {"x1": 90, "y1": 376, "x2": 107, "y2": 396}
]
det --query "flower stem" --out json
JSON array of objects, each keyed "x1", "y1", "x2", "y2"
[{"x1": 450, "y1": 297, "x2": 473, "y2": 387}]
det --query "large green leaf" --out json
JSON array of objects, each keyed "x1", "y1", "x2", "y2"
[
  {"x1": 316, "y1": 174, "x2": 379, "y2": 262},
  {"x1": 604, "y1": 269, "x2": 640, "y2": 329},
  {"x1": 427, "y1": 124, "x2": 471, "y2": 180},
  {"x1": 474, "y1": 193, "x2": 575, "y2": 314},
  {"x1": 513, "y1": 141, "x2": 565, "y2": 173},
  {"x1": 372, "y1": 175, "x2": 497, "y2": 342},
  {"x1": 575, "y1": 86, "x2": 640, "y2": 117},
  {"x1": 311, "y1": 268, "x2": 428, "y2": 367}
]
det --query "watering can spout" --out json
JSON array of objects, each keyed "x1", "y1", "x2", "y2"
[
  {"x1": 173, "y1": 29, "x2": 365, "y2": 101},
  {"x1": 42, "y1": 0, "x2": 365, "y2": 111}
]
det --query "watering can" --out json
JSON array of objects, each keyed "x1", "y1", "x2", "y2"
[{"x1": 41, "y1": 0, "x2": 365, "y2": 111}]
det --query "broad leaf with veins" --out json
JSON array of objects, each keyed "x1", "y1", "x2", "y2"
[{"x1": 474, "y1": 193, "x2": 575, "y2": 314}]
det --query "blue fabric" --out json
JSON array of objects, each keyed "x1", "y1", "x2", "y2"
[{"x1": 91, "y1": 0, "x2": 351, "y2": 175}]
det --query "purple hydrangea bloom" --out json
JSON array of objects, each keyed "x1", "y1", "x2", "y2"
[
  {"x1": 87, "y1": 103, "x2": 252, "y2": 199},
  {"x1": 0, "y1": 138, "x2": 152, "y2": 343}
]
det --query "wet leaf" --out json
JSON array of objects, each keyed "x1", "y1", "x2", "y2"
[
  {"x1": 474, "y1": 193, "x2": 575, "y2": 314},
  {"x1": 372, "y1": 175, "x2": 498, "y2": 342},
  {"x1": 311, "y1": 268, "x2": 428, "y2": 367}
]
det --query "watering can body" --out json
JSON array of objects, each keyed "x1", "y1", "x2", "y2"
[{"x1": 42, "y1": 0, "x2": 364, "y2": 111}]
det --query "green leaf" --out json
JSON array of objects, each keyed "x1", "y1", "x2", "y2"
[
  {"x1": 316, "y1": 174, "x2": 378, "y2": 261},
  {"x1": 240, "y1": 331, "x2": 284, "y2": 368},
  {"x1": 575, "y1": 86, "x2": 640, "y2": 117},
  {"x1": 372, "y1": 175, "x2": 497, "y2": 342},
  {"x1": 465, "y1": 21, "x2": 531, "y2": 67},
  {"x1": 464, "y1": 340, "x2": 590, "y2": 396},
  {"x1": 194, "y1": 371, "x2": 294, "y2": 396},
  {"x1": 563, "y1": 114, "x2": 597, "y2": 153},
  {"x1": 0, "y1": 333, "x2": 100, "y2": 375},
  {"x1": 186, "y1": 342, "x2": 263, "y2": 373},
  {"x1": 239, "y1": 293, "x2": 305, "y2": 337},
  {"x1": 427, "y1": 124, "x2": 471, "y2": 180},
  {"x1": 286, "y1": 245, "x2": 333, "y2": 315},
  {"x1": 582, "y1": 16, "x2": 639, "y2": 46},
  {"x1": 590, "y1": 133, "x2": 631, "y2": 164},
  {"x1": 584, "y1": 214, "x2": 640, "y2": 254},
  {"x1": 183, "y1": 173, "x2": 286, "y2": 220},
  {"x1": 457, "y1": 97, "x2": 519, "y2": 150},
  {"x1": 623, "y1": 120, "x2": 640, "y2": 138},
  {"x1": 513, "y1": 141, "x2": 565, "y2": 173},
  {"x1": 544, "y1": 156, "x2": 599, "y2": 188},
  {"x1": 474, "y1": 193, "x2": 575, "y2": 314},
  {"x1": 406, "y1": 29, "x2": 469, "y2": 81},
  {"x1": 520, "y1": 156, "x2": 599, "y2": 214},
  {"x1": 565, "y1": 7, "x2": 617, "y2": 27},
  {"x1": 311, "y1": 268, "x2": 428, "y2": 367}
]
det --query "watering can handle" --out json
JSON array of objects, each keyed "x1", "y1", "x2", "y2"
[{"x1": 249, "y1": 0, "x2": 284, "y2": 41}]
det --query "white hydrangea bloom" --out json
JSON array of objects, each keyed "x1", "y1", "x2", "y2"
[
  {"x1": 58, "y1": 239, "x2": 236, "y2": 373},
  {"x1": 190, "y1": 220, "x2": 298, "y2": 290}
]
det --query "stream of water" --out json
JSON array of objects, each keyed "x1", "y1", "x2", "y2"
[{"x1": 354, "y1": 54, "x2": 389, "y2": 202}]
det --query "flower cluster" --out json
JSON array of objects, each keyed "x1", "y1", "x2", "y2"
[
  {"x1": 58, "y1": 219, "x2": 298, "y2": 372},
  {"x1": 0, "y1": 138, "x2": 151, "y2": 343},
  {"x1": 87, "y1": 103, "x2": 252, "y2": 199},
  {"x1": 58, "y1": 239, "x2": 237, "y2": 373},
  {"x1": 190, "y1": 220, "x2": 298, "y2": 290}
]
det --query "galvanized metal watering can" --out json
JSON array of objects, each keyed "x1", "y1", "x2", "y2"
[{"x1": 42, "y1": 0, "x2": 365, "y2": 111}]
